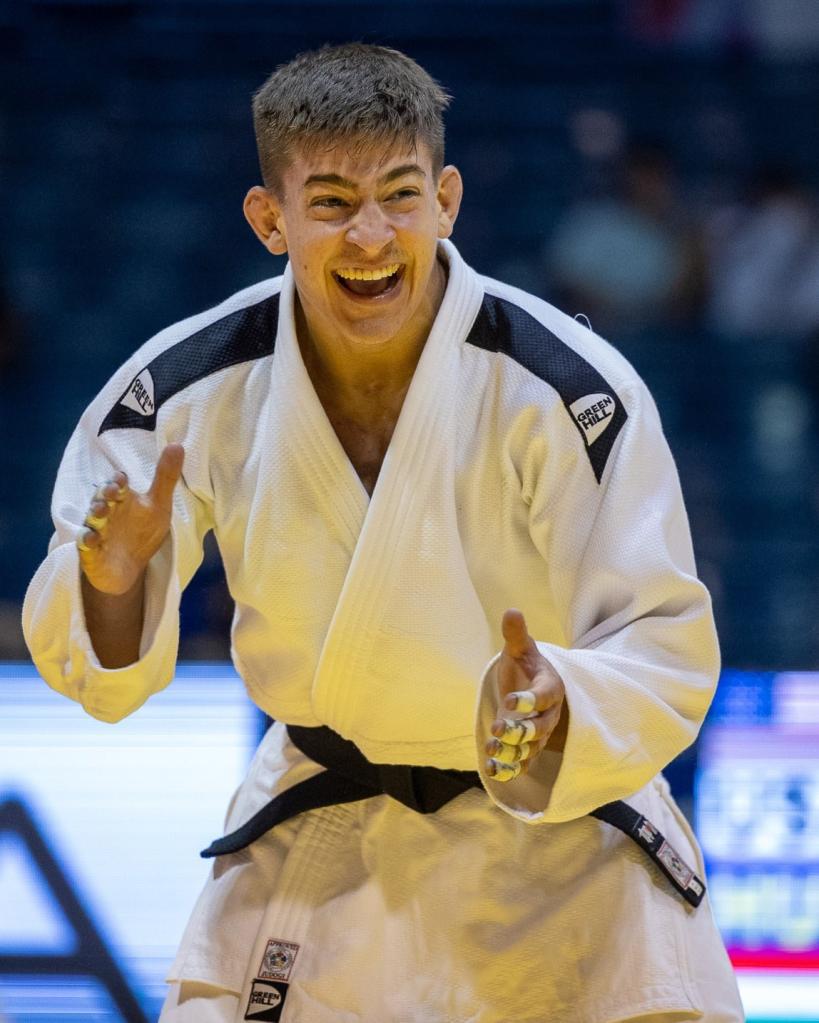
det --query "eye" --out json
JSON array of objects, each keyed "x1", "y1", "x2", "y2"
[
  {"x1": 310, "y1": 196, "x2": 348, "y2": 208},
  {"x1": 388, "y1": 188, "x2": 419, "y2": 202}
]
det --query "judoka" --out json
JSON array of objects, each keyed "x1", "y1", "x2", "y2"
[{"x1": 24, "y1": 42, "x2": 745, "y2": 1022}]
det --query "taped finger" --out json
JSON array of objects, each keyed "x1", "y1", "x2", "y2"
[
  {"x1": 486, "y1": 759, "x2": 522, "y2": 782},
  {"x1": 507, "y1": 690, "x2": 537, "y2": 714},
  {"x1": 498, "y1": 717, "x2": 537, "y2": 745},
  {"x1": 76, "y1": 529, "x2": 94, "y2": 553},
  {"x1": 96, "y1": 484, "x2": 120, "y2": 506},
  {"x1": 487, "y1": 740, "x2": 531, "y2": 764},
  {"x1": 85, "y1": 512, "x2": 108, "y2": 532}
]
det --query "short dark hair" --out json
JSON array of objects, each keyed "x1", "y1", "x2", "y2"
[{"x1": 252, "y1": 43, "x2": 451, "y2": 192}]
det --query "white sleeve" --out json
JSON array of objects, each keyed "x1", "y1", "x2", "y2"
[
  {"x1": 22, "y1": 371, "x2": 213, "y2": 724},
  {"x1": 476, "y1": 381, "x2": 719, "y2": 822}
]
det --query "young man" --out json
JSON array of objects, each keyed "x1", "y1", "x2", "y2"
[{"x1": 24, "y1": 44, "x2": 744, "y2": 1022}]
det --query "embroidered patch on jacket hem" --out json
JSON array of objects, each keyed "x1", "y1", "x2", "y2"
[
  {"x1": 258, "y1": 938, "x2": 300, "y2": 982},
  {"x1": 244, "y1": 978, "x2": 289, "y2": 1021}
]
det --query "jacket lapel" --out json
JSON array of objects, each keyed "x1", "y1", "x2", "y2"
[{"x1": 304, "y1": 244, "x2": 494, "y2": 768}]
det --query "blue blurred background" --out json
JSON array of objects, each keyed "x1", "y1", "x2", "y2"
[{"x1": 2, "y1": 1, "x2": 819, "y2": 1020}]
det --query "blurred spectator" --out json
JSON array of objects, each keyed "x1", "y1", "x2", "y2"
[
  {"x1": 621, "y1": 0, "x2": 749, "y2": 52},
  {"x1": 705, "y1": 165, "x2": 819, "y2": 340},
  {"x1": 545, "y1": 140, "x2": 705, "y2": 337},
  {"x1": 745, "y1": 0, "x2": 819, "y2": 58},
  {"x1": 622, "y1": 0, "x2": 819, "y2": 56}
]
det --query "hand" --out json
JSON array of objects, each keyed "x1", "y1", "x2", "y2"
[
  {"x1": 484, "y1": 608, "x2": 567, "y2": 782},
  {"x1": 77, "y1": 444, "x2": 185, "y2": 595}
]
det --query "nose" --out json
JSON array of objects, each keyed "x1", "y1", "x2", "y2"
[{"x1": 345, "y1": 199, "x2": 396, "y2": 254}]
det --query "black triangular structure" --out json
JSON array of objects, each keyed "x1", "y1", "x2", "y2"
[{"x1": 0, "y1": 794, "x2": 149, "y2": 1023}]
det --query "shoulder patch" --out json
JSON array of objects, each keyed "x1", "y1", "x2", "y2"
[
  {"x1": 465, "y1": 294, "x2": 627, "y2": 482},
  {"x1": 99, "y1": 293, "x2": 280, "y2": 435}
]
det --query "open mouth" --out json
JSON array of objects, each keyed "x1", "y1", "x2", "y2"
[{"x1": 333, "y1": 263, "x2": 404, "y2": 298}]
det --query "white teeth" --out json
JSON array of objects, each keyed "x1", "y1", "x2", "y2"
[{"x1": 336, "y1": 263, "x2": 401, "y2": 281}]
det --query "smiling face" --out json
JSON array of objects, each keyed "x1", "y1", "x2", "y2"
[{"x1": 244, "y1": 139, "x2": 462, "y2": 361}]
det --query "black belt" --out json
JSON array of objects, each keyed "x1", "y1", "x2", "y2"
[{"x1": 201, "y1": 725, "x2": 705, "y2": 908}]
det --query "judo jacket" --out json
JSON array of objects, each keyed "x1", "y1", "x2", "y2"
[{"x1": 23, "y1": 241, "x2": 744, "y2": 1022}]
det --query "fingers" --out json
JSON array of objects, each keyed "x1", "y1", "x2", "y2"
[
  {"x1": 487, "y1": 761, "x2": 523, "y2": 782},
  {"x1": 81, "y1": 485, "x2": 122, "y2": 540},
  {"x1": 148, "y1": 444, "x2": 185, "y2": 508},
  {"x1": 491, "y1": 716, "x2": 538, "y2": 744},
  {"x1": 95, "y1": 472, "x2": 128, "y2": 505},
  {"x1": 77, "y1": 526, "x2": 101, "y2": 553},
  {"x1": 504, "y1": 689, "x2": 537, "y2": 714},
  {"x1": 78, "y1": 471, "x2": 130, "y2": 552},
  {"x1": 84, "y1": 499, "x2": 109, "y2": 532},
  {"x1": 503, "y1": 678, "x2": 563, "y2": 714},
  {"x1": 497, "y1": 666, "x2": 563, "y2": 724},
  {"x1": 489, "y1": 704, "x2": 561, "y2": 749},
  {"x1": 485, "y1": 703, "x2": 563, "y2": 781},
  {"x1": 486, "y1": 739, "x2": 532, "y2": 764}
]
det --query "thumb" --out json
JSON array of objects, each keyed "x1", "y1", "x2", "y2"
[
  {"x1": 149, "y1": 443, "x2": 185, "y2": 508},
  {"x1": 501, "y1": 608, "x2": 534, "y2": 659}
]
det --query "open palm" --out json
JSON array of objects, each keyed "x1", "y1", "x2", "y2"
[{"x1": 78, "y1": 444, "x2": 184, "y2": 595}]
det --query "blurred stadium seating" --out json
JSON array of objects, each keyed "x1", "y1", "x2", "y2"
[{"x1": 2, "y1": 0, "x2": 819, "y2": 669}]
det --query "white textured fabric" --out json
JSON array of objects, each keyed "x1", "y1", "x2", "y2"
[
  {"x1": 23, "y1": 242, "x2": 744, "y2": 1022},
  {"x1": 161, "y1": 982, "x2": 240, "y2": 1022},
  {"x1": 161, "y1": 988, "x2": 731, "y2": 1023}
]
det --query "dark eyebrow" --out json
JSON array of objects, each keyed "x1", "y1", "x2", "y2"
[
  {"x1": 380, "y1": 163, "x2": 426, "y2": 184},
  {"x1": 303, "y1": 173, "x2": 356, "y2": 190},
  {"x1": 302, "y1": 164, "x2": 426, "y2": 190}
]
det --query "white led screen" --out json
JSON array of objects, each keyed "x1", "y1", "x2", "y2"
[{"x1": 0, "y1": 662, "x2": 259, "y2": 1022}]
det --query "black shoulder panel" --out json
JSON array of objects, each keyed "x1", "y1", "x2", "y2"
[
  {"x1": 99, "y1": 293, "x2": 280, "y2": 435},
  {"x1": 465, "y1": 293, "x2": 627, "y2": 482}
]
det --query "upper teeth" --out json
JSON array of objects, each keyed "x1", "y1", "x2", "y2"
[{"x1": 336, "y1": 263, "x2": 401, "y2": 281}]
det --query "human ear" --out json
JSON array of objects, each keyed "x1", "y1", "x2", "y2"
[
  {"x1": 243, "y1": 186, "x2": 288, "y2": 255},
  {"x1": 436, "y1": 165, "x2": 464, "y2": 239}
]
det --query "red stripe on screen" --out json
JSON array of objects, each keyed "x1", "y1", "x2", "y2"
[{"x1": 729, "y1": 948, "x2": 819, "y2": 970}]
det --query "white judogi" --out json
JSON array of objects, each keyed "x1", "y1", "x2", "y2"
[{"x1": 23, "y1": 242, "x2": 744, "y2": 1022}]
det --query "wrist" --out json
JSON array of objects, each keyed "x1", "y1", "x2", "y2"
[{"x1": 81, "y1": 571, "x2": 146, "y2": 668}]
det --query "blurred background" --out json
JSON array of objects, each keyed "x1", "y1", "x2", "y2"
[{"x1": 1, "y1": 0, "x2": 818, "y2": 1020}]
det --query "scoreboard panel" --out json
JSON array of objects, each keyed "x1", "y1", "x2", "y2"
[{"x1": 696, "y1": 670, "x2": 819, "y2": 1018}]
